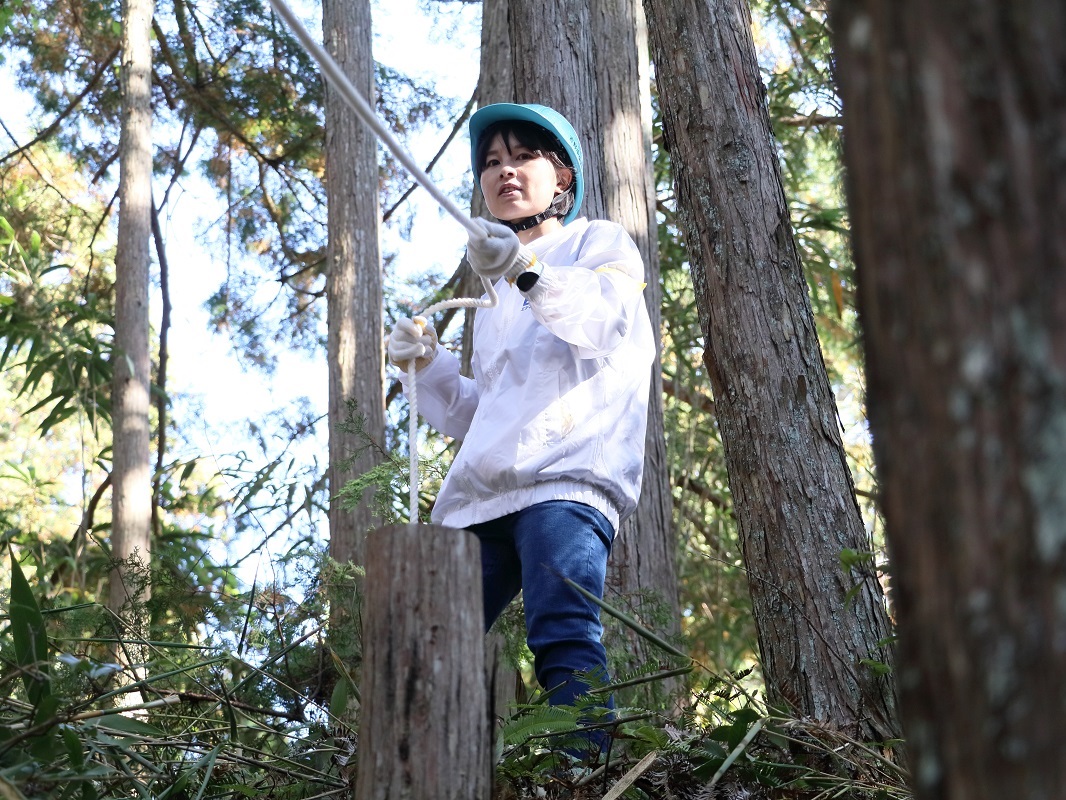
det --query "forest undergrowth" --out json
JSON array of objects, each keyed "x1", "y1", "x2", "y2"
[{"x1": 1, "y1": 546, "x2": 909, "y2": 800}]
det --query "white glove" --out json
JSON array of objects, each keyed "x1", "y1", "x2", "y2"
[
  {"x1": 466, "y1": 218, "x2": 536, "y2": 283},
  {"x1": 387, "y1": 316, "x2": 438, "y2": 371}
]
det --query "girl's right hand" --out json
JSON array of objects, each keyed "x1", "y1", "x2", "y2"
[{"x1": 387, "y1": 316, "x2": 438, "y2": 371}]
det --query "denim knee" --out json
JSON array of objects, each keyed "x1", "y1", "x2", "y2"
[{"x1": 512, "y1": 501, "x2": 613, "y2": 703}]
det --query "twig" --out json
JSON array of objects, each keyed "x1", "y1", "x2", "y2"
[
  {"x1": 154, "y1": 688, "x2": 305, "y2": 722},
  {"x1": 150, "y1": 195, "x2": 172, "y2": 540},
  {"x1": 381, "y1": 88, "x2": 477, "y2": 224},
  {"x1": 2, "y1": 696, "x2": 183, "y2": 751},
  {"x1": 601, "y1": 750, "x2": 659, "y2": 800}
]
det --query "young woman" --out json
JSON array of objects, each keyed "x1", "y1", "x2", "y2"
[{"x1": 388, "y1": 103, "x2": 655, "y2": 756}]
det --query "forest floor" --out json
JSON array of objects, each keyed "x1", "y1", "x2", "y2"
[{"x1": 492, "y1": 719, "x2": 910, "y2": 800}]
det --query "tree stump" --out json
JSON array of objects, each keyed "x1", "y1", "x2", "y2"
[{"x1": 355, "y1": 524, "x2": 490, "y2": 799}]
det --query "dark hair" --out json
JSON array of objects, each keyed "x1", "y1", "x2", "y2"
[
  {"x1": 474, "y1": 120, "x2": 576, "y2": 219},
  {"x1": 474, "y1": 120, "x2": 574, "y2": 180}
]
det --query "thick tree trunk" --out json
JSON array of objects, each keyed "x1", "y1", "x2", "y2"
[
  {"x1": 643, "y1": 0, "x2": 900, "y2": 741},
  {"x1": 356, "y1": 525, "x2": 490, "y2": 800},
  {"x1": 509, "y1": 0, "x2": 682, "y2": 704},
  {"x1": 831, "y1": 1, "x2": 1066, "y2": 795},
  {"x1": 323, "y1": 0, "x2": 383, "y2": 567},
  {"x1": 109, "y1": 0, "x2": 154, "y2": 623},
  {"x1": 590, "y1": 0, "x2": 682, "y2": 704},
  {"x1": 473, "y1": 0, "x2": 517, "y2": 721},
  {"x1": 508, "y1": 1, "x2": 601, "y2": 212},
  {"x1": 463, "y1": 0, "x2": 511, "y2": 377}
]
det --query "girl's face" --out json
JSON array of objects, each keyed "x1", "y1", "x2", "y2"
[{"x1": 478, "y1": 133, "x2": 571, "y2": 224}]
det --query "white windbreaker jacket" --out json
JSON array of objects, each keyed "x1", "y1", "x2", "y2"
[{"x1": 399, "y1": 218, "x2": 655, "y2": 534}]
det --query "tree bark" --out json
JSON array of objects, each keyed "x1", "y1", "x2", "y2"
[
  {"x1": 462, "y1": 0, "x2": 512, "y2": 377},
  {"x1": 356, "y1": 524, "x2": 490, "y2": 800},
  {"x1": 323, "y1": 0, "x2": 384, "y2": 567},
  {"x1": 643, "y1": 0, "x2": 900, "y2": 741},
  {"x1": 590, "y1": 0, "x2": 682, "y2": 704},
  {"x1": 109, "y1": 0, "x2": 154, "y2": 624},
  {"x1": 472, "y1": 0, "x2": 518, "y2": 721},
  {"x1": 830, "y1": 0, "x2": 1066, "y2": 794},
  {"x1": 509, "y1": 0, "x2": 683, "y2": 704}
]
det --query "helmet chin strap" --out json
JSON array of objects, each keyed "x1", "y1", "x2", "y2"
[
  {"x1": 499, "y1": 205, "x2": 563, "y2": 232},
  {"x1": 498, "y1": 187, "x2": 573, "y2": 232}
]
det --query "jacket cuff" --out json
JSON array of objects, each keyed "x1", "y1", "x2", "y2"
[{"x1": 521, "y1": 261, "x2": 554, "y2": 303}]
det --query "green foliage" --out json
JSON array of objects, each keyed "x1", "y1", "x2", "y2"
[
  {"x1": 488, "y1": 581, "x2": 894, "y2": 798},
  {"x1": 0, "y1": 543, "x2": 365, "y2": 800},
  {"x1": 0, "y1": 192, "x2": 113, "y2": 437},
  {"x1": 336, "y1": 398, "x2": 451, "y2": 525},
  {"x1": 8, "y1": 549, "x2": 52, "y2": 705},
  {"x1": 3, "y1": 0, "x2": 462, "y2": 372},
  {"x1": 335, "y1": 399, "x2": 407, "y2": 524},
  {"x1": 492, "y1": 677, "x2": 910, "y2": 799}
]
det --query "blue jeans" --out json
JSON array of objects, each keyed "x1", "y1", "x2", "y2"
[{"x1": 468, "y1": 501, "x2": 614, "y2": 715}]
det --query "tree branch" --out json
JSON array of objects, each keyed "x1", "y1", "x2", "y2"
[
  {"x1": 776, "y1": 113, "x2": 841, "y2": 127},
  {"x1": 0, "y1": 45, "x2": 121, "y2": 167},
  {"x1": 381, "y1": 89, "x2": 477, "y2": 224},
  {"x1": 150, "y1": 197, "x2": 172, "y2": 539}
]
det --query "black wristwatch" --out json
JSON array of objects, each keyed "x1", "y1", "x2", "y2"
[{"x1": 516, "y1": 270, "x2": 541, "y2": 292}]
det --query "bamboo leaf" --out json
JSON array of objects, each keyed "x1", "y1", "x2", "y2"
[
  {"x1": 93, "y1": 713, "x2": 166, "y2": 737},
  {"x1": 38, "y1": 399, "x2": 79, "y2": 436},
  {"x1": 157, "y1": 743, "x2": 222, "y2": 800},
  {"x1": 62, "y1": 726, "x2": 86, "y2": 768},
  {"x1": 8, "y1": 548, "x2": 50, "y2": 704},
  {"x1": 0, "y1": 335, "x2": 19, "y2": 370},
  {"x1": 329, "y1": 677, "x2": 348, "y2": 718}
]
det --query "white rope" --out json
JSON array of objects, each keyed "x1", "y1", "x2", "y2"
[
  {"x1": 266, "y1": 0, "x2": 496, "y2": 523},
  {"x1": 266, "y1": 0, "x2": 486, "y2": 242},
  {"x1": 405, "y1": 277, "x2": 499, "y2": 522}
]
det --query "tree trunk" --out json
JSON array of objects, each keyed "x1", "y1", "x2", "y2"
[
  {"x1": 831, "y1": 0, "x2": 1066, "y2": 794},
  {"x1": 323, "y1": 0, "x2": 383, "y2": 567},
  {"x1": 509, "y1": 0, "x2": 683, "y2": 705},
  {"x1": 643, "y1": 0, "x2": 901, "y2": 741},
  {"x1": 356, "y1": 524, "x2": 490, "y2": 800},
  {"x1": 462, "y1": 0, "x2": 511, "y2": 378},
  {"x1": 590, "y1": 0, "x2": 682, "y2": 704},
  {"x1": 473, "y1": 0, "x2": 518, "y2": 721},
  {"x1": 109, "y1": 0, "x2": 154, "y2": 626}
]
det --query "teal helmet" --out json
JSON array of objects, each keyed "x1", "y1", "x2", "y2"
[{"x1": 469, "y1": 103, "x2": 585, "y2": 225}]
